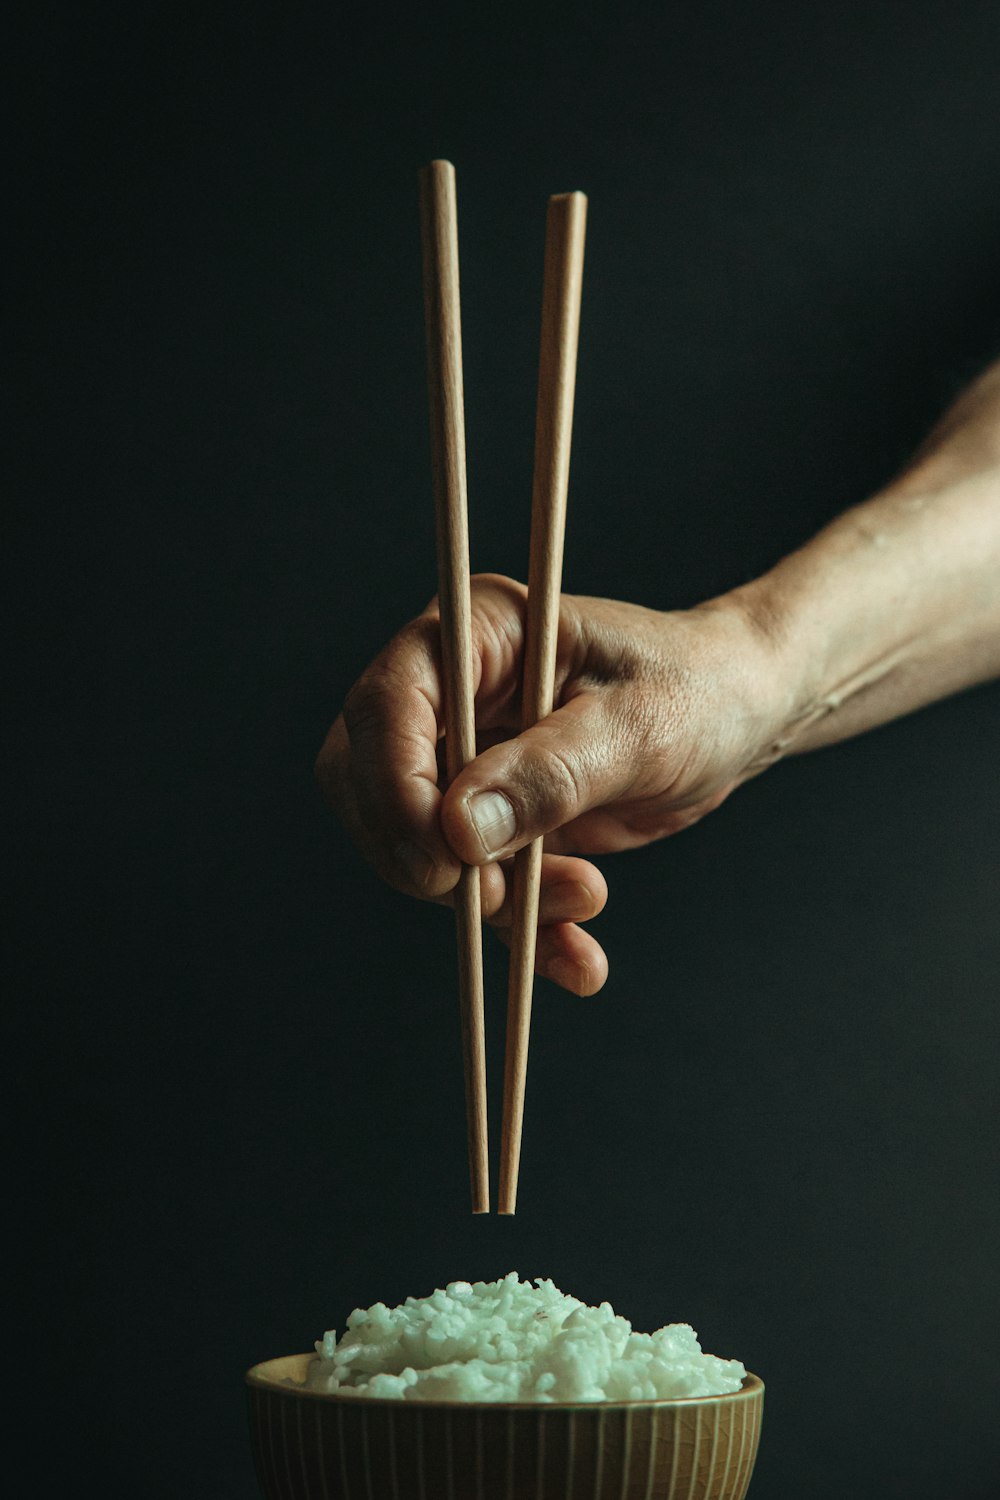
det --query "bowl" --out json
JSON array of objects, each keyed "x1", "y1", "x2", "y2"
[{"x1": 246, "y1": 1353, "x2": 764, "y2": 1500}]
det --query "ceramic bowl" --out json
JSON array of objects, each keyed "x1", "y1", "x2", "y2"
[{"x1": 246, "y1": 1353, "x2": 764, "y2": 1500}]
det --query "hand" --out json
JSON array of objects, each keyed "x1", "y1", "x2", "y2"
[
  {"x1": 320, "y1": 367, "x2": 1000, "y2": 994},
  {"x1": 316, "y1": 574, "x2": 785, "y2": 993}
]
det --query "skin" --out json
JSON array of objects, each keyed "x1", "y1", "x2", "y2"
[{"x1": 317, "y1": 360, "x2": 1000, "y2": 994}]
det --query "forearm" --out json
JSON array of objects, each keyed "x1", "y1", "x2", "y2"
[{"x1": 735, "y1": 361, "x2": 1000, "y2": 759}]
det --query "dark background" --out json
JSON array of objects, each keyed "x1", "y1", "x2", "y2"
[{"x1": 11, "y1": 1, "x2": 1000, "y2": 1496}]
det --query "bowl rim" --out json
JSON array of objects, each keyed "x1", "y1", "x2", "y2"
[{"x1": 246, "y1": 1353, "x2": 763, "y2": 1410}]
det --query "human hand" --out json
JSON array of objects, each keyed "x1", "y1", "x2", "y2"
[{"x1": 316, "y1": 575, "x2": 786, "y2": 994}]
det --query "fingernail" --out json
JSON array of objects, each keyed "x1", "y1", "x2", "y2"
[
  {"x1": 546, "y1": 956, "x2": 585, "y2": 993},
  {"x1": 395, "y1": 840, "x2": 436, "y2": 891},
  {"x1": 467, "y1": 790, "x2": 517, "y2": 856},
  {"x1": 544, "y1": 881, "x2": 594, "y2": 922}
]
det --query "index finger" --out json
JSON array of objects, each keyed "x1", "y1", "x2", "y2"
[{"x1": 316, "y1": 614, "x2": 462, "y2": 897}]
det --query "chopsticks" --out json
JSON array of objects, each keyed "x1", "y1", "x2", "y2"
[
  {"x1": 499, "y1": 191, "x2": 588, "y2": 1215},
  {"x1": 419, "y1": 160, "x2": 490, "y2": 1214},
  {"x1": 419, "y1": 164, "x2": 587, "y2": 1215}
]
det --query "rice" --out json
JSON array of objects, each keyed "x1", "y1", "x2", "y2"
[{"x1": 305, "y1": 1272, "x2": 746, "y2": 1402}]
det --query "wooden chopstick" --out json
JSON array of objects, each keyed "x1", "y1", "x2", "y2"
[
  {"x1": 418, "y1": 160, "x2": 489, "y2": 1214},
  {"x1": 498, "y1": 191, "x2": 588, "y2": 1215}
]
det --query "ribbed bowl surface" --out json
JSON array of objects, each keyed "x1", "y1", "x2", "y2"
[{"x1": 246, "y1": 1354, "x2": 764, "y2": 1500}]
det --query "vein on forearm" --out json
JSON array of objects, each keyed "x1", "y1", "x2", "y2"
[{"x1": 745, "y1": 460, "x2": 1000, "y2": 759}]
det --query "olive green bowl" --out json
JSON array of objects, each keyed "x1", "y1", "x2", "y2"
[{"x1": 246, "y1": 1354, "x2": 764, "y2": 1500}]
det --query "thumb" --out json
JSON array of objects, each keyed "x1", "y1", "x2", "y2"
[{"x1": 440, "y1": 690, "x2": 641, "y2": 864}]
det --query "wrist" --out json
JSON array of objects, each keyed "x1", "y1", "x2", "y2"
[
  {"x1": 721, "y1": 558, "x2": 886, "y2": 764},
  {"x1": 684, "y1": 584, "x2": 810, "y2": 774}
]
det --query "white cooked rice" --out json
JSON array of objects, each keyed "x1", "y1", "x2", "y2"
[{"x1": 306, "y1": 1272, "x2": 746, "y2": 1402}]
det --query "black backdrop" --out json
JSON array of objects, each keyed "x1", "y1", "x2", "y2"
[{"x1": 11, "y1": 2, "x2": 1000, "y2": 1497}]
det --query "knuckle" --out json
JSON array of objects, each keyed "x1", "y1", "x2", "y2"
[
  {"x1": 341, "y1": 676, "x2": 380, "y2": 737},
  {"x1": 469, "y1": 575, "x2": 528, "y2": 637},
  {"x1": 397, "y1": 614, "x2": 439, "y2": 653},
  {"x1": 344, "y1": 616, "x2": 439, "y2": 737},
  {"x1": 342, "y1": 664, "x2": 405, "y2": 738},
  {"x1": 520, "y1": 740, "x2": 586, "y2": 824}
]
